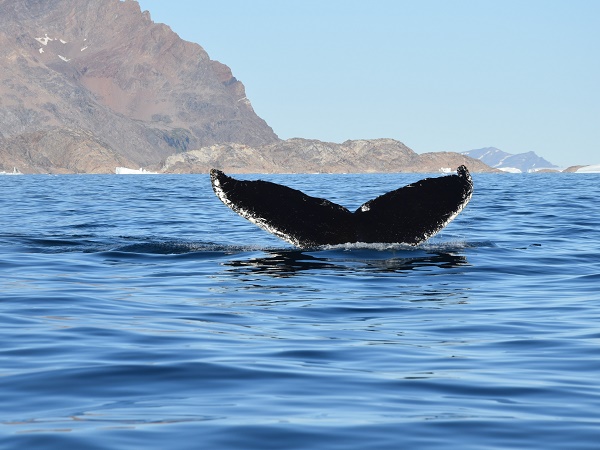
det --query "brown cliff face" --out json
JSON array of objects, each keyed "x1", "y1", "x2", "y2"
[{"x1": 0, "y1": 0, "x2": 278, "y2": 173}]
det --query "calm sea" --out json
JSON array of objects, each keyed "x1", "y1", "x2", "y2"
[{"x1": 1, "y1": 172, "x2": 599, "y2": 449}]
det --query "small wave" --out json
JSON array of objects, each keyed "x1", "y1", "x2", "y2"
[
  {"x1": 419, "y1": 240, "x2": 497, "y2": 251},
  {"x1": 114, "y1": 241, "x2": 222, "y2": 255},
  {"x1": 2, "y1": 231, "x2": 290, "y2": 256},
  {"x1": 317, "y1": 239, "x2": 495, "y2": 255},
  {"x1": 320, "y1": 242, "x2": 417, "y2": 252},
  {"x1": 110, "y1": 240, "x2": 296, "y2": 255},
  {"x1": 5, "y1": 230, "x2": 495, "y2": 258}
]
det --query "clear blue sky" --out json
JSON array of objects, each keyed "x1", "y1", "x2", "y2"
[{"x1": 136, "y1": 0, "x2": 599, "y2": 167}]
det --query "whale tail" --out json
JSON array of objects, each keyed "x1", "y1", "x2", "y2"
[{"x1": 210, "y1": 166, "x2": 473, "y2": 248}]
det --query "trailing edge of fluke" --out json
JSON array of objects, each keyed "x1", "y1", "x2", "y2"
[{"x1": 210, "y1": 166, "x2": 473, "y2": 248}]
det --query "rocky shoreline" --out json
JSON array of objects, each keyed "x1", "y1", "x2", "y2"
[{"x1": 157, "y1": 138, "x2": 496, "y2": 174}]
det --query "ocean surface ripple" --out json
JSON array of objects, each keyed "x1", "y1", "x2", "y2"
[{"x1": 1, "y1": 173, "x2": 599, "y2": 449}]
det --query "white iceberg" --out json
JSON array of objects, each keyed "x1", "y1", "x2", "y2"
[
  {"x1": 115, "y1": 167, "x2": 159, "y2": 175},
  {"x1": 575, "y1": 164, "x2": 600, "y2": 173}
]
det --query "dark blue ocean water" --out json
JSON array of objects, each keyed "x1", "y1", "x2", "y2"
[{"x1": 1, "y1": 172, "x2": 599, "y2": 449}]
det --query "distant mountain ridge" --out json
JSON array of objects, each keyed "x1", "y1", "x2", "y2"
[
  {"x1": 462, "y1": 147, "x2": 557, "y2": 173},
  {"x1": 159, "y1": 138, "x2": 496, "y2": 174}
]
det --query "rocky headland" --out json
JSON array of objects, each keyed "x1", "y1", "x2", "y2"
[{"x1": 0, "y1": 0, "x2": 495, "y2": 174}]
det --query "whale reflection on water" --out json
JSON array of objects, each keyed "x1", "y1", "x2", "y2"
[{"x1": 223, "y1": 248, "x2": 470, "y2": 278}]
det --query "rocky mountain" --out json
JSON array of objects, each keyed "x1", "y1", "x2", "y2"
[
  {"x1": 0, "y1": 0, "x2": 277, "y2": 173},
  {"x1": 159, "y1": 138, "x2": 495, "y2": 174},
  {"x1": 0, "y1": 0, "x2": 494, "y2": 174},
  {"x1": 462, "y1": 147, "x2": 557, "y2": 173}
]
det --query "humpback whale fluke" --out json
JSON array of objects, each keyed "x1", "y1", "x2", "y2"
[{"x1": 210, "y1": 166, "x2": 473, "y2": 248}]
